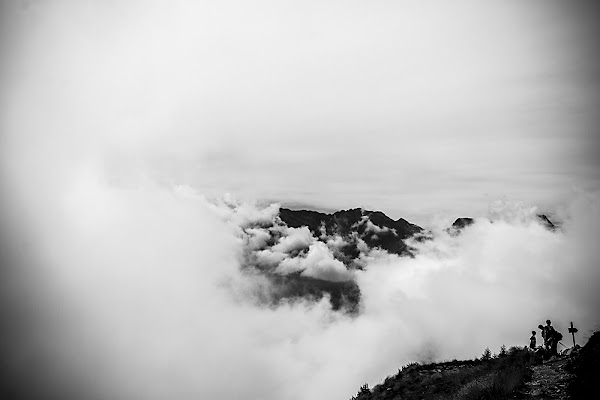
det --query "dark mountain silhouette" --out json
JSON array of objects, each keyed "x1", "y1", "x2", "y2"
[
  {"x1": 446, "y1": 217, "x2": 475, "y2": 236},
  {"x1": 448, "y1": 214, "x2": 557, "y2": 236},
  {"x1": 537, "y1": 214, "x2": 556, "y2": 230},
  {"x1": 452, "y1": 217, "x2": 475, "y2": 230},
  {"x1": 279, "y1": 208, "x2": 423, "y2": 258}
]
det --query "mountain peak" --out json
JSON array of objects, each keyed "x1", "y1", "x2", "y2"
[
  {"x1": 537, "y1": 214, "x2": 556, "y2": 230},
  {"x1": 279, "y1": 207, "x2": 423, "y2": 257}
]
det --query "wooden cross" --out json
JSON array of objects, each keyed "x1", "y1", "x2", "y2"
[{"x1": 568, "y1": 321, "x2": 578, "y2": 347}]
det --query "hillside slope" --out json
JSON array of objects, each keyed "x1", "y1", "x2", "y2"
[
  {"x1": 348, "y1": 347, "x2": 535, "y2": 400},
  {"x1": 348, "y1": 332, "x2": 599, "y2": 400}
]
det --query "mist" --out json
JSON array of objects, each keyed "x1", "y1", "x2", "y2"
[
  {"x1": 2, "y1": 0, "x2": 598, "y2": 224},
  {"x1": 2, "y1": 1, "x2": 600, "y2": 399},
  {"x1": 2, "y1": 163, "x2": 599, "y2": 399}
]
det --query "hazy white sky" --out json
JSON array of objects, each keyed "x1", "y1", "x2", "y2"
[
  {"x1": 1, "y1": 2, "x2": 600, "y2": 399},
  {"x1": 2, "y1": 0, "x2": 599, "y2": 224}
]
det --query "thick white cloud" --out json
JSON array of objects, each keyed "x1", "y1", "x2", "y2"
[
  {"x1": 244, "y1": 227, "x2": 272, "y2": 250},
  {"x1": 353, "y1": 215, "x2": 395, "y2": 236},
  {"x1": 365, "y1": 219, "x2": 395, "y2": 235},
  {"x1": 2, "y1": 170, "x2": 599, "y2": 400},
  {"x1": 255, "y1": 248, "x2": 287, "y2": 267},
  {"x1": 1, "y1": 1, "x2": 599, "y2": 399},
  {"x1": 272, "y1": 226, "x2": 313, "y2": 254},
  {"x1": 276, "y1": 241, "x2": 354, "y2": 282}
]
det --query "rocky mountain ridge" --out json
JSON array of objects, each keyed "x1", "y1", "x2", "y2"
[
  {"x1": 279, "y1": 207, "x2": 423, "y2": 259},
  {"x1": 238, "y1": 206, "x2": 557, "y2": 312}
]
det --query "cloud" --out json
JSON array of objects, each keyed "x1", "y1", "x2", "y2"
[
  {"x1": 272, "y1": 226, "x2": 313, "y2": 254},
  {"x1": 205, "y1": 193, "x2": 281, "y2": 230},
  {"x1": 488, "y1": 199, "x2": 541, "y2": 224},
  {"x1": 3, "y1": 0, "x2": 597, "y2": 227},
  {"x1": 326, "y1": 234, "x2": 347, "y2": 249},
  {"x1": 254, "y1": 248, "x2": 287, "y2": 268},
  {"x1": 354, "y1": 215, "x2": 396, "y2": 236},
  {"x1": 1, "y1": 1, "x2": 599, "y2": 399},
  {"x1": 3, "y1": 167, "x2": 599, "y2": 400},
  {"x1": 244, "y1": 227, "x2": 272, "y2": 250},
  {"x1": 275, "y1": 241, "x2": 354, "y2": 282}
]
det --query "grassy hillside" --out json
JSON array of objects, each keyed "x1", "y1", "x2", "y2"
[
  {"x1": 566, "y1": 331, "x2": 600, "y2": 399},
  {"x1": 350, "y1": 331, "x2": 600, "y2": 400},
  {"x1": 349, "y1": 346, "x2": 536, "y2": 400}
]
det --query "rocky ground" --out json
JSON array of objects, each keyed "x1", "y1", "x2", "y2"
[{"x1": 514, "y1": 356, "x2": 573, "y2": 399}]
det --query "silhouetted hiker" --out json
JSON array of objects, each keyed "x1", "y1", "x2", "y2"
[
  {"x1": 545, "y1": 319, "x2": 559, "y2": 356},
  {"x1": 538, "y1": 324, "x2": 547, "y2": 348},
  {"x1": 530, "y1": 331, "x2": 536, "y2": 349}
]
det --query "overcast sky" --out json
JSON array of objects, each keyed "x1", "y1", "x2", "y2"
[
  {"x1": 1, "y1": 2, "x2": 600, "y2": 399},
  {"x1": 2, "y1": 0, "x2": 599, "y2": 225}
]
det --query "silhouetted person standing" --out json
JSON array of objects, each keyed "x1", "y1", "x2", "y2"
[
  {"x1": 530, "y1": 331, "x2": 536, "y2": 349},
  {"x1": 545, "y1": 319, "x2": 558, "y2": 356},
  {"x1": 538, "y1": 324, "x2": 547, "y2": 349}
]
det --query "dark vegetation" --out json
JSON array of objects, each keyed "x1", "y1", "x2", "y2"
[
  {"x1": 349, "y1": 330, "x2": 599, "y2": 400},
  {"x1": 566, "y1": 331, "x2": 600, "y2": 399},
  {"x1": 349, "y1": 346, "x2": 535, "y2": 400}
]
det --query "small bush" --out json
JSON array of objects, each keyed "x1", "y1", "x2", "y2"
[
  {"x1": 498, "y1": 344, "x2": 507, "y2": 357},
  {"x1": 508, "y1": 345, "x2": 522, "y2": 355},
  {"x1": 349, "y1": 383, "x2": 371, "y2": 400},
  {"x1": 481, "y1": 347, "x2": 492, "y2": 360},
  {"x1": 401, "y1": 361, "x2": 420, "y2": 371}
]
